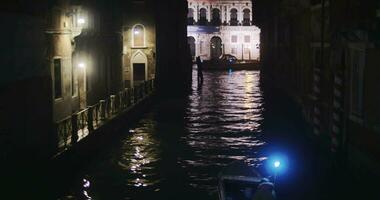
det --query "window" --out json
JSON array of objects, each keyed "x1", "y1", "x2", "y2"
[
  {"x1": 188, "y1": 8, "x2": 194, "y2": 25},
  {"x1": 54, "y1": 59, "x2": 62, "y2": 99},
  {"x1": 200, "y1": 41, "x2": 203, "y2": 54},
  {"x1": 199, "y1": 8, "x2": 207, "y2": 25},
  {"x1": 211, "y1": 9, "x2": 221, "y2": 26},
  {"x1": 244, "y1": 35, "x2": 250, "y2": 43},
  {"x1": 350, "y1": 49, "x2": 365, "y2": 116},
  {"x1": 230, "y1": 9, "x2": 238, "y2": 26},
  {"x1": 133, "y1": 24, "x2": 145, "y2": 47},
  {"x1": 243, "y1": 9, "x2": 251, "y2": 26},
  {"x1": 187, "y1": 37, "x2": 196, "y2": 58},
  {"x1": 231, "y1": 48, "x2": 237, "y2": 55},
  {"x1": 231, "y1": 35, "x2": 238, "y2": 43},
  {"x1": 72, "y1": 60, "x2": 78, "y2": 96}
]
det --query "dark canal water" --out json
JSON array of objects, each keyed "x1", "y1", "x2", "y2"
[{"x1": 56, "y1": 69, "x2": 321, "y2": 200}]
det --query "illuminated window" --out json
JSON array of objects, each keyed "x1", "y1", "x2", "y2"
[
  {"x1": 244, "y1": 35, "x2": 250, "y2": 43},
  {"x1": 231, "y1": 35, "x2": 238, "y2": 43},
  {"x1": 54, "y1": 59, "x2": 62, "y2": 99},
  {"x1": 132, "y1": 24, "x2": 145, "y2": 47}
]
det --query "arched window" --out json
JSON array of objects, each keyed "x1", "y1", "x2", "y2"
[
  {"x1": 132, "y1": 24, "x2": 145, "y2": 47},
  {"x1": 211, "y1": 8, "x2": 221, "y2": 26},
  {"x1": 199, "y1": 8, "x2": 207, "y2": 25},
  {"x1": 243, "y1": 9, "x2": 251, "y2": 26},
  {"x1": 188, "y1": 8, "x2": 194, "y2": 25},
  {"x1": 230, "y1": 8, "x2": 238, "y2": 26}
]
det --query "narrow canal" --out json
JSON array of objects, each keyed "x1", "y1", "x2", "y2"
[{"x1": 58, "y1": 69, "x2": 321, "y2": 200}]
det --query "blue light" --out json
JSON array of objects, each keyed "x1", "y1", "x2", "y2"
[
  {"x1": 265, "y1": 153, "x2": 288, "y2": 175},
  {"x1": 274, "y1": 161, "x2": 280, "y2": 168}
]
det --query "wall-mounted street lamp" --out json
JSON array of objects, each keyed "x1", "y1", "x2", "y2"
[
  {"x1": 77, "y1": 17, "x2": 86, "y2": 25},
  {"x1": 134, "y1": 30, "x2": 140, "y2": 35},
  {"x1": 78, "y1": 62, "x2": 86, "y2": 69}
]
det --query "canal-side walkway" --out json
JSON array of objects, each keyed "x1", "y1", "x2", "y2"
[{"x1": 54, "y1": 80, "x2": 155, "y2": 157}]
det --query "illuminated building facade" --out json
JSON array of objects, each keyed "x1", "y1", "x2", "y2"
[
  {"x1": 122, "y1": 1, "x2": 156, "y2": 87},
  {"x1": 187, "y1": 0, "x2": 260, "y2": 60}
]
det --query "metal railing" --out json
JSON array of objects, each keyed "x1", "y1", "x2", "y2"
[{"x1": 55, "y1": 79, "x2": 155, "y2": 152}]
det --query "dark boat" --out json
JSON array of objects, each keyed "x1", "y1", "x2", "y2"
[
  {"x1": 203, "y1": 54, "x2": 260, "y2": 70},
  {"x1": 218, "y1": 160, "x2": 276, "y2": 200}
]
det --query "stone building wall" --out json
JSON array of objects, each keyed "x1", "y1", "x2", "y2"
[
  {"x1": 255, "y1": 0, "x2": 380, "y2": 178},
  {"x1": 188, "y1": 26, "x2": 260, "y2": 60},
  {"x1": 122, "y1": 1, "x2": 156, "y2": 88},
  {"x1": 0, "y1": 0, "x2": 54, "y2": 158}
]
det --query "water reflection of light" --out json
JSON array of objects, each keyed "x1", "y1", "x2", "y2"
[
  {"x1": 118, "y1": 125, "x2": 161, "y2": 188},
  {"x1": 244, "y1": 72, "x2": 254, "y2": 108},
  {"x1": 83, "y1": 178, "x2": 90, "y2": 188},
  {"x1": 82, "y1": 178, "x2": 92, "y2": 200}
]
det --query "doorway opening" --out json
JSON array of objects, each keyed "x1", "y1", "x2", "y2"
[{"x1": 210, "y1": 36, "x2": 223, "y2": 59}]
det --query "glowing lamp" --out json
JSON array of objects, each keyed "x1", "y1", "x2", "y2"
[
  {"x1": 78, "y1": 62, "x2": 86, "y2": 69},
  {"x1": 134, "y1": 30, "x2": 140, "y2": 35},
  {"x1": 274, "y1": 161, "x2": 280, "y2": 168},
  {"x1": 78, "y1": 18, "x2": 86, "y2": 25}
]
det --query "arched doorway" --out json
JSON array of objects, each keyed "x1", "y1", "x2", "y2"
[
  {"x1": 131, "y1": 51, "x2": 148, "y2": 86},
  {"x1": 210, "y1": 36, "x2": 222, "y2": 59},
  {"x1": 187, "y1": 36, "x2": 196, "y2": 60}
]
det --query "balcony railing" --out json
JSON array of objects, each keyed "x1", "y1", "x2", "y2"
[
  {"x1": 55, "y1": 79, "x2": 155, "y2": 153},
  {"x1": 230, "y1": 20, "x2": 238, "y2": 26},
  {"x1": 187, "y1": 18, "x2": 195, "y2": 25},
  {"x1": 243, "y1": 19, "x2": 251, "y2": 26}
]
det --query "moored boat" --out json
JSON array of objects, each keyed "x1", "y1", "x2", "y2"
[{"x1": 218, "y1": 160, "x2": 276, "y2": 200}]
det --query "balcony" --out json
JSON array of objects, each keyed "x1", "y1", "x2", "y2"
[
  {"x1": 243, "y1": 19, "x2": 251, "y2": 26},
  {"x1": 230, "y1": 19, "x2": 238, "y2": 26},
  {"x1": 188, "y1": 18, "x2": 195, "y2": 25}
]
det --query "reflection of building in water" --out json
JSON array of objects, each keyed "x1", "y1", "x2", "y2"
[{"x1": 187, "y1": 0, "x2": 260, "y2": 61}]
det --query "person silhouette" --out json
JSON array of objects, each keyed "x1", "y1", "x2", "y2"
[{"x1": 196, "y1": 56, "x2": 204, "y2": 84}]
